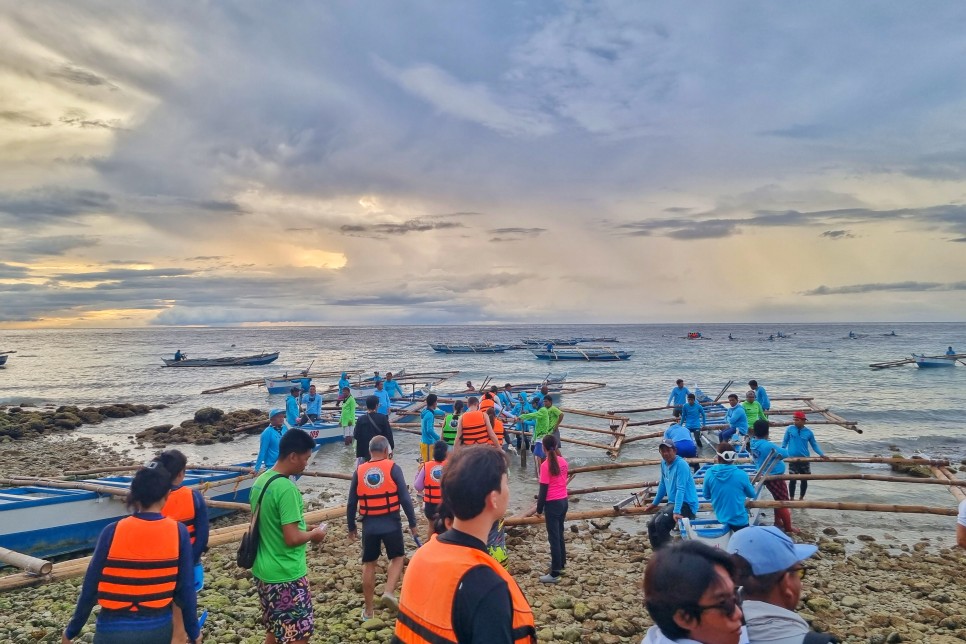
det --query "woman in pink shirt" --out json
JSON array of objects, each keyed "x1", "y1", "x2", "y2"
[{"x1": 535, "y1": 434, "x2": 568, "y2": 583}]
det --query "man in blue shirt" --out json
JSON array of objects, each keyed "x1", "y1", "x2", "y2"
[
  {"x1": 702, "y1": 443, "x2": 756, "y2": 532},
  {"x1": 374, "y1": 380, "x2": 391, "y2": 416},
  {"x1": 384, "y1": 372, "x2": 405, "y2": 400},
  {"x1": 419, "y1": 394, "x2": 445, "y2": 462},
  {"x1": 781, "y1": 411, "x2": 829, "y2": 500},
  {"x1": 948, "y1": 346, "x2": 957, "y2": 356},
  {"x1": 748, "y1": 379, "x2": 771, "y2": 412},
  {"x1": 720, "y1": 394, "x2": 748, "y2": 444},
  {"x1": 285, "y1": 387, "x2": 301, "y2": 427},
  {"x1": 646, "y1": 439, "x2": 699, "y2": 549},
  {"x1": 301, "y1": 384, "x2": 322, "y2": 421},
  {"x1": 679, "y1": 392, "x2": 706, "y2": 447},
  {"x1": 255, "y1": 408, "x2": 287, "y2": 471},
  {"x1": 750, "y1": 420, "x2": 796, "y2": 534},
  {"x1": 666, "y1": 379, "x2": 689, "y2": 418}
]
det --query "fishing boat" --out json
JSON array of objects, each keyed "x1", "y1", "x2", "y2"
[
  {"x1": 573, "y1": 337, "x2": 619, "y2": 343},
  {"x1": 520, "y1": 338, "x2": 579, "y2": 346},
  {"x1": 162, "y1": 351, "x2": 280, "y2": 367},
  {"x1": 913, "y1": 353, "x2": 958, "y2": 368},
  {"x1": 531, "y1": 346, "x2": 633, "y2": 361},
  {"x1": 0, "y1": 465, "x2": 255, "y2": 559},
  {"x1": 683, "y1": 332, "x2": 708, "y2": 340},
  {"x1": 430, "y1": 343, "x2": 513, "y2": 354},
  {"x1": 0, "y1": 355, "x2": 6, "y2": 367},
  {"x1": 264, "y1": 376, "x2": 312, "y2": 394},
  {"x1": 300, "y1": 420, "x2": 345, "y2": 446}
]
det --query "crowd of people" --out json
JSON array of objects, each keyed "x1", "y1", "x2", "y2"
[{"x1": 66, "y1": 374, "x2": 953, "y2": 644}]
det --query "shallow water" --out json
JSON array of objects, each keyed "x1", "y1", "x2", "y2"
[{"x1": 1, "y1": 322, "x2": 964, "y2": 544}]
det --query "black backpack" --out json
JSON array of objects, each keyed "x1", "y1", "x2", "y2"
[
  {"x1": 804, "y1": 632, "x2": 840, "y2": 644},
  {"x1": 236, "y1": 474, "x2": 284, "y2": 569}
]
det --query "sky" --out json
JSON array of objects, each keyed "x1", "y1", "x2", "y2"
[{"x1": 2, "y1": 1, "x2": 966, "y2": 327}]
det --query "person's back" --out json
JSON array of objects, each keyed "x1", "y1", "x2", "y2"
[
  {"x1": 250, "y1": 469, "x2": 307, "y2": 583},
  {"x1": 702, "y1": 458, "x2": 755, "y2": 530},
  {"x1": 750, "y1": 437, "x2": 787, "y2": 475}
]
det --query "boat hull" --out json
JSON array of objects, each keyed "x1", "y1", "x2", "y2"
[
  {"x1": 531, "y1": 349, "x2": 633, "y2": 361},
  {"x1": 301, "y1": 421, "x2": 346, "y2": 447},
  {"x1": 0, "y1": 355, "x2": 6, "y2": 366},
  {"x1": 913, "y1": 354, "x2": 956, "y2": 368},
  {"x1": 162, "y1": 352, "x2": 280, "y2": 367},
  {"x1": 265, "y1": 377, "x2": 312, "y2": 394},
  {"x1": 430, "y1": 344, "x2": 511, "y2": 354}
]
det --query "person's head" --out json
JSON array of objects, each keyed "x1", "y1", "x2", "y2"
[
  {"x1": 540, "y1": 384, "x2": 549, "y2": 395},
  {"x1": 308, "y1": 384, "x2": 316, "y2": 395},
  {"x1": 375, "y1": 379, "x2": 384, "y2": 390},
  {"x1": 489, "y1": 385, "x2": 498, "y2": 394},
  {"x1": 269, "y1": 408, "x2": 286, "y2": 427},
  {"x1": 543, "y1": 395, "x2": 553, "y2": 408},
  {"x1": 745, "y1": 390, "x2": 756, "y2": 402},
  {"x1": 467, "y1": 396, "x2": 479, "y2": 409},
  {"x1": 433, "y1": 502, "x2": 455, "y2": 535},
  {"x1": 542, "y1": 434, "x2": 561, "y2": 476},
  {"x1": 432, "y1": 439, "x2": 449, "y2": 462},
  {"x1": 342, "y1": 386, "x2": 351, "y2": 395},
  {"x1": 386, "y1": 372, "x2": 394, "y2": 380},
  {"x1": 365, "y1": 394, "x2": 379, "y2": 411},
  {"x1": 748, "y1": 379, "x2": 758, "y2": 390},
  {"x1": 752, "y1": 419, "x2": 770, "y2": 439},
  {"x1": 465, "y1": 380, "x2": 473, "y2": 389},
  {"x1": 728, "y1": 394, "x2": 739, "y2": 407},
  {"x1": 644, "y1": 541, "x2": 743, "y2": 644},
  {"x1": 792, "y1": 411, "x2": 806, "y2": 428},
  {"x1": 687, "y1": 393, "x2": 696, "y2": 403},
  {"x1": 426, "y1": 393, "x2": 438, "y2": 409},
  {"x1": 727, "y1": 526, "x2": 818, "y2": 610},
  {"x1": 658, "y1": 438, "x2": 678, "y2": 465},
  {"x1": 276, "y1": 428, "x2": 315, "y2": 474},
  {"x1": 126, "y1": 463, "x2": 173, "y2": 511},
  {"x1": 503, "y1": 383, "x2": 512, "y2": 391},
  {"x1": 369, "y1": 435, "x2": 390, "y2": 459},
  {"x1": 715, "y1": 442, "x2": 738, "y2": 465},
  {"x1": 676, "y1": 379, "x2": 684, "y2": 387},
  {"x1": 441, "y1": 445, "x2": 509, "y2": 521},
  {"x1": 453, "y1": 399, "x2": 465, "y2": 414},
  {"x1": 153, "y1": 449, "x2": 188, "y2": 484},
  {"x1": 290, "y1": 386, "x2": 300, "y2": 397},
  {"x1": 531, "y1": 396, "x2": 541, "y2": 407},
  {"x1": 486, "y1": 407, "x2": 497, "y2": 422}
]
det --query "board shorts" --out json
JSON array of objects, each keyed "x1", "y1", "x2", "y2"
[
  {"x1": 532, "y1": 440, "x2": 546, "y2": 459},
  {"x1": 342, "y1": 424, "x2": 354, "y2": 438},
  {"x1": 362, "y1": 529, "x2": 405, "y2": 562},
  {"x1": 423, "y1": 501, "x2": 439, "y2": 521},
  {"x1": 255, "y1": 575, "x2": 314, "y2": 643},
  {"x1": 788, "y1": 461, "x2": 811, "y2": 475},
  {"x1": 419, "y1": 442, "x2": 432, "y2": 463}
]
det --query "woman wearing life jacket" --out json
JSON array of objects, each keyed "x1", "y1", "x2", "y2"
[
  {"x1": 63, "y1": 464, "x2": 200, "y2": 644},
  {"x1": 487, "y1": 407, "x2": 506, "y2": 448},
  {"x1": 441, "y1": 400, "x2": 463, "y2": 446},
  {"x1": 413, "y1": 440, "x2": 449, "y2": 541},
  {"x1": 156, "y1": 449, "x2": 209, "y2": 643}
]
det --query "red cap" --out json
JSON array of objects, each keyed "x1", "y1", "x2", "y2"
[{"x1": 793, "y1": 411, "x2": 807, "y2": 420}]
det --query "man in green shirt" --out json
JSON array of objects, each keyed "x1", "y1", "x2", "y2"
[
  {"x1": 251, "y1": 428, "x2": 328, "y2": 644},
  {"x1": 741, "y1": 390, "x2": 767, "y2": 429},
  {"x1": 340, "y1": 387, "x2": 357, "y2": 446},
  {"x1": 546, "y1": 395, "x2": 564, "y2": 443},
  {"x1": 518, "y1": 396, "x2": 558, "y2": 473}
]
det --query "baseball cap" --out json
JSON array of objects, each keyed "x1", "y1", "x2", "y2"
[
  {"x1": 658, "y1": 438, "x2": 676, "y2": 450},
  {"x1": 269, "y1": 408, "x2": 285, "y2": 419},
  {"x1": 726, "y1": 526, "x2": 818, "y2": 575},
  {"x1": 793, "y1": 411, "x2": 807, "y2": 420}
]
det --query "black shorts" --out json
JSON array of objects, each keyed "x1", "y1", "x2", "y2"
[
  {"x1": 789, "y1": 461, "x2": 811, "y2": 475},
  {"x1": 423, "y1": 502, "x2": 439, "y2": 521},
  {"x1": 362, "y1": 529, "x2": 405, "y2": 563}
]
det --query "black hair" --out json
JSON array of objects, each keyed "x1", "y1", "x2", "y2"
[
  {"x1": 126, "y1": 464, "x2": 173, "y2": 511},
  {"x1": 753, "y1": 418, "x2": 770, "y2": 438},
  {"x1": 728, "y1": 393, "x2": 739, "y2": 401},
  {"x1": 467, "y1": 396, "x2": 479, "y2": 406},
  {"x1": 543, "y1": 395, "x2": 553, "y2": 405},
  {"x1": 748, "y1": 379, "x2": 758, "y2": 387},
  {"x1": 426, "y1": 393, "x2": 438, "y2": 406},
  {"x1": 676, "y1": 379, "x2": 684, "y2": 385},
  {"x1": 453, "y1": 399, "x2": 464, "y2": 414},
  {"x1": 687, "y1": 393, "x2": 696, "y2": 400},
  {"x1": 290, "y1": 386, "x2": 300, "y2": 395},
  {"x1": 489, "y1": 385, "x2": 498, "y2": 394},
  {"x1": 279, "y1": 428, "x2": 315, "y2": 459},
  {"x1": 644, "y1": 541, "x2": 737, "y2": 639},
  {"x1": 432, "y1": 439, "x2": 449, "y2": 462},
  {"x1": 153, "y1": 449, "x2": 188, "y2": 481},
  {"x1": 531, "y1": 396, "x2": 541, "y2": 407},
  {"x1": 365, "y1": 394, "x2": 379, "y2": 410},
  {"x1": 441, "y1": 445, "x2": 508, "y2": 520},
  {"x1": 542, "y1": 434, "x2": 560, "y2": 476},
  {"x1": 433, "y1": 501, "x2": 454, "y2": 535}
]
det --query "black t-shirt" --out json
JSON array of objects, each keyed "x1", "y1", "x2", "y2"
[
  {"x1": 442, "y1": 529, "x2": 515, "y2": 644},
  {"x1": 354, "y1": 412, "x2": 394, "y2": 459}
]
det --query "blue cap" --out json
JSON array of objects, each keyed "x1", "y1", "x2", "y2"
[
  {"x1": 269, "y1": 408, "x2": 285, "y2": 419},
  {"x1": 726, "y1": 526, "x2": 818, "y2": 575}
]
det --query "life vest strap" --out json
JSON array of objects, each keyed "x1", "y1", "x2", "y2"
[
  {"x1": 96, "y1": 589, "x2": 176, "y2": 603},
  {"x1": 104, "y1": 557, "x2": 179, "y2": 570},
  {"x1": 99, "y1": 573, "x2": 179, "y2": 586},
  {"x1": 395, "y1": 611, "x2": 458, "y2": 644}
]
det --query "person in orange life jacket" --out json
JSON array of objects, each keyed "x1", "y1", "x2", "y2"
[
  {"x1": 347, "y1": 435, "x2": 418, "y2": 621},
  {"x1": 413, "y1": 440, "x2": 449, "y2": 541},
  {"x1": 455, "y1": 396, "x2": 499, "y2": 449},
  {"x1": 155, "y1": 449, "x2": 209, "y2": 644},
  {"x1": 392, "y1": 445, "x2": 537, "y2": 644},
  {"x1": 62, "y1": 464, "x2": 201, "y2": 644},
  {"x1": 486, "y1": 407, "x2": 506, "y2": 449}
]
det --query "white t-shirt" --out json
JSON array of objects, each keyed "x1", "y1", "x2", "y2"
[{"x1": 958, "y1": 499, "x2": 966, "y2": 528}]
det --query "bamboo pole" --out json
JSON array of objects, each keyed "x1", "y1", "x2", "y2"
[
  {"x1": 767, "y1": 473, "x2": 966, "y2": 486},
  {"x1": 569, "y1": 455, "x2": 951, "y2": 475},
  {"x1": 930, "y1": 467, "x2": 966, "y2": 504},
  {"x1": 557, "y1": 423, "x2": 620, "y2": 436},
  {"x1": 559, "y1": 407, "x2": 628, "y2": 421},
  {"x1": 300, "y1": 470, "x2": 353, "y2": 481},
  {"x1": 205, "y1": 499, "x2": 251, "y2": 511},
  {"x1": 620, "y1": 431, "x2": 666, "y2": 445},
  {"x1": 747, "y1": 500, "x2": 958, "y2": 515},
  {"x1": 568, "y1": 481, "x2": 659, "y2": 496},
  {"x1": 0, "y1": 547, "x2": 52, "y2": 576}
]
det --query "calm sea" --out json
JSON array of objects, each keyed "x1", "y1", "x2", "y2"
[{"x1": 1, "y1": 323, "x2": 964, "y2": 544}]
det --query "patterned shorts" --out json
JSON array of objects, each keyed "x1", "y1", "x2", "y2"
[{"x1": 255, "y1": 575, "x2": 314, "y2": 643}]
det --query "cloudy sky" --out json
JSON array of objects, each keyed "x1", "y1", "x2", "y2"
[{"x1": 2, "y1": 1, "x2": 966, "y2": 327}]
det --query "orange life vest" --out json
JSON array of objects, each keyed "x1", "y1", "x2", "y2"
[
  {"x1": 161, "y1": 486, "x2": 197, "y2": 544},
  {"x1": 97, "y1": 516, "x2": 181, "y2": 613},
  {"x1": 356, "y1": 459, "x2": 400, "y2": 516},
  {"x1": 492, "y1": 418, "x2": 504, "y2": 444},
  {"x1": 393, "y1": 535, "x2": 536, "y2": 644},
  {"x1": 479, "y1": 396, "x2": 495, "y2": 414},
  {"x1": 459, "y1": 410, "x2": 490, "y2": 445},
  {"x1": 422, "y1": 460, "x2": 444, "y2": 504}
]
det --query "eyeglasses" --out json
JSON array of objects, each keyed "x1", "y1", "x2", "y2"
[
  {"x1": 788, "y1": 566, "x2": 806, "y2": 579},
  {"x1": 690, "y1": 587, "x2": 743, "y2": 615}
]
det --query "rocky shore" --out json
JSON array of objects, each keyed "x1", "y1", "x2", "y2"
[
  {"x1": 0, "y1": 434, "x2": 139, "y2": 478},
  {"x1": 2, "y1": 516, "x2": 965, "y2": 644},
  {"x1": 0, "y1": 403, "x2": 159, "y2": 441},
  {"x1": 135, "y1": 406, "x2": 266, "y2": 446}
]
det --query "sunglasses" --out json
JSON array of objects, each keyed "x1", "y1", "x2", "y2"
[
  {"x1": 690, "y1": 587, "x2": 744, "y2": 616},
  {"x1": 788, "y1": 566, "x2": 806, "y2": 579}
]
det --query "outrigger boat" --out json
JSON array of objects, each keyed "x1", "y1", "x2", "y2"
[
  {"x1": 264, "y1": 376, "x2": 312, "y2": 394},
  {"x1": 0, "y1": 465, "x2": 255, "y2": 559},
  {"x1": 430, "y1": 343, "x2": 513, "y2": 354},
  {"x1": 531, "y1": 346, "x2": 633, "y2": 361},
  {"x1": 521, "y1": 338, "x2": 579, "y2": 346},
  {"x1": 913, "y1": 353, "x2": 959, "y2": 368},
  {"x1": 162, "y1": 352, "x2": 279, "y2": 367},
  {"x1": 0, "y1": 355, "x2": 6, "y2": 367}
]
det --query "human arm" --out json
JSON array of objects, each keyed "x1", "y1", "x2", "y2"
[
  {"x1": 781, "y1": 428, "x2": 791, "y2": 450},
  {"x1": 453, "y1": 566, "x2": 515, "y2": 644},
  {"x1": 413, "y1": 464, "x2": 426, "y2": 492},
  {"x1": 536, "y1": 483, "x2": 549, "y2": 514},
  {"x1": 671, "y1": 461, "x2": 691, "y2": 515},
  {"x1": 276, "y1": 482, "x2": 327, "y2": 547},
  {"x1": 346, "y1": 471, "x2": 359, "y2": 535},
  {"x1": 699, "y1": 404, "x2": 706, "y2": 426},
  {"x1": 650, "y1": 471, "x2": 667, "y2": 508},
  {"x1": 667, "y1": 391, "x2": 674, "y2": 406},
  {"x1": 742, "y1": 475, "x2": 756, "y2": 499},
  {"x1": 281, "y1": 521, "x2": 328, "y2": 547},
  {"x1": 808, "y1": 432, "x2": 827, "y2": 458},
  {"x1": 64, "y1": 523, "x2": 115, "y2": 639},
  {"x1": 392, "y1": 465, "x2": 419, "y2": 531},
  {"x1": 254, "y1": 429, "x2": 270, "y2": 471},
  {"x1": 702, "y1": 474, "x2": 715, "y2": 501},
  {"x1": 192, "y1": 489, "x2": 210, "y2": 562},
  {"x1": 173, "y1": 525, "x2": 201, "y2": 643},
  {"x1": 484, "y1": 415, "x2": 499, "y2": 446}
]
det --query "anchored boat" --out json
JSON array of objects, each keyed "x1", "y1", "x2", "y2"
[
  {"x1": 913, "y1": 353, "x2": 958, "y2": 368},
  {"x1": 162, "y1": 352, "x2": 280, "y2": 367},
  {"x1": 531, "y1": 346, "x2": 633, "y2": 361},
  {"x1": 430, "y1": 343, "x2": 513, "y2": 354}
]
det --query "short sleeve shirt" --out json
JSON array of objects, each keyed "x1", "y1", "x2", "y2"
[
  {"x1": 539, "y1": 456, "x2": 569, "y2": 502},
  {"x1": 958, "y1": 499, "x2": 966, "y2": 528},
  {"x1": 251, "y1": 470, "x2": 307, "y2": 583}
]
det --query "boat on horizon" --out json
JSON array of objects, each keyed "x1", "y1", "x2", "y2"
[
  {"x1": 531, "y1": 346, "x2": 633, "y2": 361},
  {"x1": 430, "y1": 343, "x2": 513, "y2": 354},
  {"x1": 162, "y1": 351, "x2": 280, "y2": 367}
]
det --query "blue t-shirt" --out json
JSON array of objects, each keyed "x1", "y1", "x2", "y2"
[
  {"x1": 652, "y1": 456, "x2": 700, "y2": 515},
  {"x1": 727, "y1": 405, "x2": 749, "y2": 435},
  {"x1": 750, "y1": 437, "x2": 787, "y2": 475},
  {"x1": 664, "y1": 423, "x2": 694, "y2": 443},
  {"x1": 420, "y1": 407, "x2": 443, "y2": 445},
  {"x1": 668, "y1": 386, "x2": 690, "y2": 407},
  {"x1": 781, "y1": 425, "x2": 825, "y2": 457},
  {"x1": 301, "y1": 393, "x2": 322, "y2": 416},
  {"x1": 702, "y1": 464, "x2": 756, "y2": 528},
  {"x1": 374, "y1": 389, "x2": 391, "y2": 415},
  {"x1": 285, "y1": 395, "x2": 300, "y2": 426},
  {"x1": 680, "y1": 402, "x2": 706, "y2": 430},
  {"x1": 255, "y1": 425, "x2": 285, "y2": 470}
]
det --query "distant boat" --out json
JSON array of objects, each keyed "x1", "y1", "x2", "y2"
[
  {"x1": 430, "y1": 343, "x2": 512, "y2": 354},
  {"x1": 0, "y1": 355, "x2": 6, "y2": 367},
  {"x1": 162, "y1": 352, "x2": 280, "y2": 367},
  {"x1": 264, "y1": 376, "x2": 312, "y2": 394},
  {"x1": 572, "y1": 336, "x2": 619, "y2": 343},
  {"x1": 683, "y1": 332, "x2": 708, "y2": 340},
  {"x1": 913, "y1": 353, "x2": 957, "y2": 368},
  {"x1": 844, "y1": 331, "x2": 867, "y2": 340},
  {"x1": 521, "y1": 338, "x2": 580, "y2": 346},
  {"x1": 531, "y1": 346, "x2": 633, "y2": 361}
]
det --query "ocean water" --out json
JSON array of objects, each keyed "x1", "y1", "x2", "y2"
[{"x1": 1, "y1": 322, "x2": 964, "y2": 544}]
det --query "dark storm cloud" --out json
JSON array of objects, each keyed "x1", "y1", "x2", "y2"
[
  {"x1": 48, "y1": 63, "x2": 116, "y2": 88},
  {"x1": 9, "y1": 235, "x2": 100, "y2": 258},
  {"x1": 0, "y1": 187, "x2": 115, "y2": 224},
  {"x1": 0, "y1": 110, "x2": 51, "y2": 127},
  {"x1": 339, "y1": 219, "x2": 464, "y2": 238},
  {"x1": 616, "y1": 218, "x2": 739, "y2": 239},
  {"x1": 804, "y1": 281, "x2": 966, "y2": 296},
  {"x1": 51, "y1": 267, "x2": 196, "y2": 283},
  {"x1": 820, "y1": 230, "x2": 854, "y2": 239},
  {"x1": 0, "y1": 263, "x2": 29, "y2": 279}
]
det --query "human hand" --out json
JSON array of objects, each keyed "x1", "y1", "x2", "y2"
[
  {"x1": 409, "y1": 526, "x2": 419, "y2": 538},
  {"x1": 311, "y1": 524, "x2": 328, "y2": 543},
  {"x1": 821, "y1": 455, "x2": 830, "y2": 461},
  {"x1": 673, "y1": 513, "x2": 683, "y2": 522}
]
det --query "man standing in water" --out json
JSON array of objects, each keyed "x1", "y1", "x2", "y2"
[
  {"x1": 781, "y1": 411, "x2": 829, "y2": 500},
  {"x1": 374, "y1": 379, "x2": 391, "y2": 416}
]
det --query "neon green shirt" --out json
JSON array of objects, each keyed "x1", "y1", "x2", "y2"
[
  {"x1": 250, "y1": 470, "x2": 307, "y2": 583},
  {"x1": 340, "y1": 396, "x2": 357, "y2": 427},
  {"x1": 520, "y1": 406, "x2": 551, "y2": 440},
  {"x1": 547, "y1": 406, "x2": 562, "y2": 432}
]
